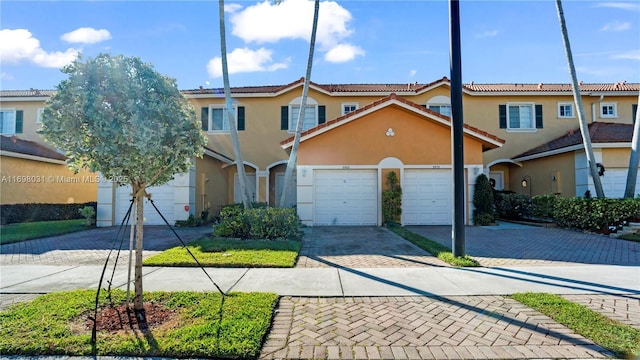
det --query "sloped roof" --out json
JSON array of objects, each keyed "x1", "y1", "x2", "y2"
[
  {"x1": 0, "y1": 135, "x2": 66, "y2": 161},
  {"x1": 513, "y1": 122, "x2": 634, "y2": 160},
  {"x1": 2, "y1": 78, "x2": 638, "y2": 98},
  {"x1": 281, "y1": 93, "x2": 505, "y2": 150}
]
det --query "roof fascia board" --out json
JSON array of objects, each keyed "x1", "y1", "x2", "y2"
[
  {"x1": 204, "y1": 148, "x2": 233, "y2": 164},
  {"x1": 0, "y1": 150, "x2": 67, "y2": 164},
  {"x1": 512, "y1": 142, "x2": 632, "y2": 162},
  {"x1": 0, "y1": 96, "x2": 52, "y2": 102}
]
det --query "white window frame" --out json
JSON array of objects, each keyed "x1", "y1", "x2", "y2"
[
  {"x1": 426, "y1": 103, "x2": 452, "y2": 117},
  {"x1": 36, "y1": 108, "x2": 44, "y2": 123},
  {"x1": 288, "y1": 97, "x2": 318, "y2": 133},
  {"x1": 207, "y1": 104, "x2": 237, "y2": 134},
  {"x1": 506, "y1": 102, "x2": 536, "y2": 132},
  {"x1": 600, "y1": 102, "x2": 617, "y2": 118},
  {"x1": 341, "y1": 102, "x2": 359, "y2": 116},
  {"x1": 0, "y1": 108, "x2": 17, "y2": 135},
  {"x1": 557, "y1": 102, "x2": 574, "y2": 118}
]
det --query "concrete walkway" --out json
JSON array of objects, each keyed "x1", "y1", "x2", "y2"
[{"x1": 1, "y1": 224, "x2": 639, "y2": 359}]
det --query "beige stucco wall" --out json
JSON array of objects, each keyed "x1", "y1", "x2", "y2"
[
  {"x1": 195, "y1": 156, "x2": 228, "y2": 217},
  {"x1": 0, "y1": 99, "x2": 47, "y2": 144},
  {"x1": 508, "y1": 152, "x2": 576, "y2": 197},
  {"x1": 298, "y1": 105, "x2": 484, "y2": 166},
  {"x1": 0, "y1": 155, "x2": 97, "y2": 204}
]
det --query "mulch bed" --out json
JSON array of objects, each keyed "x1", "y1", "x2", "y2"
[{"x1": 88, "y1": 302, "x2": 176, "y2": 332}]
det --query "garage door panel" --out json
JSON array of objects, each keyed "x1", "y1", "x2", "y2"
[
  {"x1": 314, "y1": 170, "x2": 377, "y2": 226},
  {"x1": 115, "y1": 184, "x2": 174, "y2": 225},
  {"x1": 403, "y1": 169, "x2": 452, "y2": 225}
]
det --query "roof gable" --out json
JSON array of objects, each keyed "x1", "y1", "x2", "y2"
[
  {"x1": 280, "y1": 93, "x2": 504, "y2": 150},
  {"x1": 0, "y1": 135, "x2": 66, "y2": 161}
]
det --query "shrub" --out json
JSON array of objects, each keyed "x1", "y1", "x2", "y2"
[
  {"x1": 530, "y1": 194, "x2": 557, "y2": 220},
  {"x1": 175, "y1": 214, "x2": 202, "y2": 227},
  {"x1": 472, "y1": 174, "x2": 495, "y2": 225},
  {"x1": 553, "y1": 197, "x2": 640, "y2": 232},
  {"x1": 0, "y1": 202, "x2": 97, "y2": 225},
  {"x1": 382, "y1": 171, "x2": 402, "y2": 225},
  {"x1": 494, "y1": 193, "x2": 531, "y2": 220},
  {"x1": 78, "y1": 206, "x2": 95, "y2": 226},
  {"x1": 214, "y1": 205, "x2": 301, "y2": 240}
]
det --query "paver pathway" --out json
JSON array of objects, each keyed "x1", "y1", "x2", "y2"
[{"x1": 260, "y1": 296, "x2": 613, "y2": 359}]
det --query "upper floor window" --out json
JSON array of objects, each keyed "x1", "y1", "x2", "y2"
[
  {"x1": 499, "y1": 103, "x2": 543, "y2": 131},
  {"x1": 558, "y1": 102, "x2": 574, "y2": 118},
  {"x1": 36, "y1": 108, "x2": 44, "y2": 123},
  {"x1": 341, "y1": 103, "x2": 358, "y2": 116},
  {"x1": 600, "y1": 102, "x2": 617, "y2": 118},
  {"x1": 201, "y1": 105, "x2": 245, "y2": 133},
  {"x1": 0, "y1": 109, "x2": 23, "y2": 135},
  {"x1": 283, "y1": 97, "x2": 325, "y2": 132},
  {"x1": 426, "y1": 95, "x2": 452, "y2": 117}
]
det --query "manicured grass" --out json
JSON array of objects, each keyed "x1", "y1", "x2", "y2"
[
  {"x1": 618, "y1": 233, "x2": 640, "y2": 242},
  {"x1": 143, "y1": 237, "x2": 301, "y2": 267},
  {"x1": 388, "y1": 225, "x2": 480, "y2": 267},
  {"x1": 0, "y1": 289, "x2": 278, "y2": 358},
  {"x1": 511, "y1": 292, "x2": 640, "y2": 359},
  {"x1": 0, "y1": 219, "x2": 88, "y2": 245}
]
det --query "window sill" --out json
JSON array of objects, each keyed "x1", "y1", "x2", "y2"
[
  {"x1": 207, "y1": 131, "x2": 230, "y2": 135},
  {"x1": 506, "y1": 128, "x2": 538, "y2": 133},
  {"x1": 557, "y1": 116, "x2": 575, "y2": 119}
]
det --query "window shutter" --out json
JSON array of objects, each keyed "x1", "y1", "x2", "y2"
[
  {"x1": 15, "y1": 110, "x2": 23, "y2": 134},
  {"x1": 633, "y1": 104, "x2": 638, "y2": 124},
  {"x1": 535, "y1": 104, "x2": 543, "y2": 128},
  {"x1": 201, "y1": 107, "x2": 208, "y2": 131},
  {"x1": 318, "y1": 105, "x2": 326, "y2": 124},
  {"x1": 281, "y1": 106, "x2": 288, "y2": 130},
  {"x1": 499, "y1": 105, "x2": 506, "y2": 129},
  {"x1": 237, "y1": 106, "x2": 245, "y2": 131}
]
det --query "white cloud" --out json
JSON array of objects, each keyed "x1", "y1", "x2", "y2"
[
  {"x1": 600, "y1": 21, "x2": 631, "y2": 31},
  {"x1": 0, "y1": 29, "x2": 79, "y2": 68},
  {"x1": 409, "y1": 69, "x2": 417, "y2": 77},
  {"x1": 1, "y1": 72, "x2": 14, "y2": 81},
  {"x1": 207, "y1": 47, "x2": 289, "y2": 77},
  {"x1": 476, "y1": 30, "x2": 499, "y2": 39},
  {"x1": 594, "y1": 2, "x2": 640, "y2": 11},
  {"x1": 224, "y1": 3, "x2": 243, "y2": 13},
  {"x1": 611, "y1": 50, "x2": 640, "y2": 60},
  {"x1": 324, "y1": 43, "x2": 365, "y2": 63},
  {"x1": 230, "y1": 0, "x2": 356, "y2": 51},
  {"x1": 61, "y1": 27, "x2": 111, "y2": 44}
]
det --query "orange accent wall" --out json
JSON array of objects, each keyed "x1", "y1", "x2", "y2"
[{"x1": 298, "y1": 105, "x2": 484, "y2": 165}]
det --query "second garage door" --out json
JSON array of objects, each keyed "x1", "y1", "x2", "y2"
[
  {"x1": 115, "y1": 184, "x2": 174, "y2": 226},
  {"x1": 314, "y1": 170, "x2": 377, "y2": 225},
  {"x1": 403, "y1": 169, "x2": 452, "y2": 225}
]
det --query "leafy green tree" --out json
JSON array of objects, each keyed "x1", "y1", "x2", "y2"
[{"x1": 40, "y1": 53, "x2": 206, "y2": 316}]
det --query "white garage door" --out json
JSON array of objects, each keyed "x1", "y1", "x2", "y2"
[
  {"x1": 314, "y1": 170, "x2": 377, "y2": 225},
  {"x1": 115, "y1": 184, "x2": 174, "y2": 226},
  {"x1": 403, "y1": 169, "x2": 452, "y2": 225},
  {"x1": 601, "y1": 168, "x2": 640, "y2": 198}
]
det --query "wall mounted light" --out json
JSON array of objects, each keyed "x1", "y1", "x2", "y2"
[{"x1": 521, "y1": 175, "x2": 532, "y2": 197}]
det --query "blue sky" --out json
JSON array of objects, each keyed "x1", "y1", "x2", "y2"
[{"x1": 1, "y1": 0, "x2": 638, "y2": 91}]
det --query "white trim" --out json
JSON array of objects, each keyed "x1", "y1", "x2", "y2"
[
  {"x1": 599, "y1": 102, "x2": 618, "y2": 118},
  {"x1": 266, "y1": 160, "x2": 288, "y2": 170},
  {"x1": 0, "y1": 150, "x2": 67, "y2": 164},
  {"x1": 557, "y1": 102, "x2": 575, "y2": 118},
  {"x1": 222, "y1": 161, "x2": 260, "y2": 170},
  {"x1": 0, "y1": 108, "x2": 17, "y2": 135},
  {"x1": 281, "y1": 98, "x2": 504, "y2": 149},
  {"x1": 505, "y1": 102, "x2": 536, "y2": 130},
  {"x1": 206, "y1": 104, "x2": 238, "y2": 134},
  {"x1": 36, "y1": 108, "x2": 44, "y2": 123},
  {"x1": 341, "y1": 102, "x2": 359, "y2": 116},
  {"x1": 512, "y1": 142, "x2": 633, "y2": 162},
  {"x1": 0, "y1": 96, "x2": 51, "y2": 102},
  {"x1": 203, "y1": 148, "x2": 233, "y2": 164},
  {"x1": 486, "y1": 158, "x2": 523, "y2": 169}
]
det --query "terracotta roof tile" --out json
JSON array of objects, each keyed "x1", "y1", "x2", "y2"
[
  {"x1": 513, "y1": 122, "x2": 633, "y2": 159},
  {"x1": 0, "y1": 89, "x2": 56, "y2": 97},
  {"x1": 463, "y1": 82, "x2": 640, "y2": 92},
  {"x1": 281, "y1": 94, "x2": 505, "y2": 146},
  {"x1": 0, "y1": 135, "x2": 66, "y2": 161}
]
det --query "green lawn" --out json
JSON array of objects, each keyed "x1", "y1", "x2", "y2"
[
  {"x1": 0, "y1": 219, "x2": 88, "y2": 245},
  {"x1": 618, "y1": 233, "x2": 640, "y2": 242},
  {"x1": 0, "y1": 289, "x2": 278, "y2": 358},
  {"x1": 144, "y1": 237, "x2": 301, "y2": 267},
  {"x1": 388, "y1": 225, "x2": 480, "y2": 267},
  {"x1": 511, "y1": 292, "x2": 640, "y2": 359}
]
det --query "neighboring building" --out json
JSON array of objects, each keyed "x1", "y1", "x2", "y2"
[{"x1": 1, "y1": 77, "x2": 638, "y2": 226}]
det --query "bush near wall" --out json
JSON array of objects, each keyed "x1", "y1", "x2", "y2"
[
  {"x1": 494, "y1": 192, "x2": 531, "y2": 220},
  {"x1": 0, "y1": 202, "x2": 97, "y2": 225},
  {"x1": 214, "y1": 204, "x2": 301, "y2": 240}
]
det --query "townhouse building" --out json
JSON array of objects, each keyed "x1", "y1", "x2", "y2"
[{"x1": 1, "y1": 77, "x2": 638, "y2": 227}]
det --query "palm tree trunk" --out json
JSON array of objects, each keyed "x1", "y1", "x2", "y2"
[
  {"x1": 279, "y1": 0, "x2": 319, "y2": 208},
  {"x1": 219, "y1": 0, "x2": 251, "y2": 208},
  {"x1": 555, "y1": 0, "x2": 605, "y2": 198},
  {"x1": 624, "y1": 94, "x2": 640, "y2": 198}
]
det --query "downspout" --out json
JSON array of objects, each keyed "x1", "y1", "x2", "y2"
[{"x1": 591, "y1": 95, "x2": 604, "y2": 123}]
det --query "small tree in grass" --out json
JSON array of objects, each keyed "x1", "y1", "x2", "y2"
[
  {"x1": 382, "y1": 171, "x2": 402, "y2": 225},
  {"x1": 40, "y1": 54, "x2": 206, "y2": 318},
  {"x1": 473, "y1": 174, "x2": 495, "y2": 226}
]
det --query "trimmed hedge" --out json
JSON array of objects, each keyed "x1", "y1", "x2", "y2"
[
  {"x1": 0, "y1": 202, "x2": 97, "y2": 225},
  {"x1": 472, "y1": 174, "x2": 495, "y2": 225},
  {"x1": 214, "y1": 204, "x2": 301, "y2": 240}
]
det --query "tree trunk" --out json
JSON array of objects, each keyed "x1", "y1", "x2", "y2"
[
  {"x1": 279, "y1": 0, "x2": 319, "y2": 208},
  {"x1": 133, "y1": 185, "x2": 145, "y2": 319},
  {"x1": 624, "y1": 94, "x2": 640, "y2": 198},
  {"x1": 555, "y1": 0, "x2": 605, "y2": 198},
  {"x1": 219, "y1": 0, "x2": 252, "y2": 209}
]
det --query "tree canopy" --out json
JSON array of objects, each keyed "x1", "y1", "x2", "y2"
[{"x1": 41, "y1": 53, "x2": 206, "y2": 189}]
